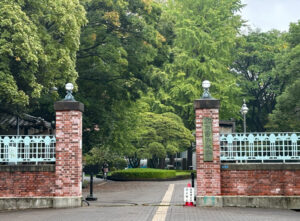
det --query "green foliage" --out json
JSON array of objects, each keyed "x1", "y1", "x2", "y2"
[
  {"x1": 232, "y1": 30, "x2": 287, "y2": 132},
  {"x1": 148, "y1": 142, "x2": 166, "y2": 158},
  {"x1": 76, "y1": 0, "x2": 167, "y2": 152},
  {"x1": 110, "y1": 168, "x2": 176, "y2": 180},
  {"x1": 156, "y1": 0, "x2": 243, "y2": 129},
  {"x1": 175, "y1": 171, "x2": 193, "y2": 176},
  {"x1": 110, "y1": 168, "x2": 191, "y2": 180},
  {"x1": 267, "y1": 21, "x2": 300, "y2": 131},
  {"x1": 84, "y1": 146, "x2": 127, "y2": 170},
  {"x1": 129, "y1": 111, "x2": 193, "y2": 167},
  {"x1": 5, "y1": 0, "x2": 299, "y2": 167},
  {"x1": 78, "y1": 0, "x2": 246, "y2": 167},
  {"x1": 0, "y1": 0, "x2": 86, "y2": 114},
  {"x1": 268, "y1": 79, "x2": 300, "y2": 131}
]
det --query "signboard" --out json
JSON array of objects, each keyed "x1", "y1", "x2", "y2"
[
  {"x1": 203, "y1": 117, "x2": 213, "y2": 161},
  {"x1": 184, "y1": 187, "x2": 194, "y2": 203},
  {"x1": 8, "y1": 143, "x2": 18, "y2": 162}
]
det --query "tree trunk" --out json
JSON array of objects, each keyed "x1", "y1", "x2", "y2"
[
  {"x1": 158, "y1": 157, "x2": 165, "y2": 169},
  {"x1": 169, "y1": 154, "x2": 175, "y2": 167},
  {"x1": 128, "y1": 155, "x2": 140, "y2": 168},
  {"x1": 149, "y1": 156, "x2": 159, "y2": 168}
]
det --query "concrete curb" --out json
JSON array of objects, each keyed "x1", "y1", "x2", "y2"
[
  {"x1": 0, "y1": 196, "x2": 82, "y2": 211},
  {"x1": 196, "y1": 196, "x2": 300, "y2": 209}
]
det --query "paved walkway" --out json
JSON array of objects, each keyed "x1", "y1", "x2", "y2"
[{"x1": 0, "y1": 179, "x2": 299, "y2": 221}]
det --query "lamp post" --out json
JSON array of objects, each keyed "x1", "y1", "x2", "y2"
[
  {"x1": 240, "y1": 99, "x2": 249, "y2": 133},
  {"x1": 50, "y1": 86, "x2": 58, "y2": 93}
]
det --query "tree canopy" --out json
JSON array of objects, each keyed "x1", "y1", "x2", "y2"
[
  {"x1": 128, "y1": 111, "x2": 193, "y2": 168},
  {"x1": 0, "y1": 0, "x2": 86, "y2": 115},
  {"x1": 76, "y1": 0, "x2": 168, "y2": 152},
  {"x1": 1, "y1": 0, "x2": 299, "y2": 169},
  {"x1": 232, "y1": 30, "x2": 287, "y2": 131},
  {"x1": 267, "y1": 21, "x2": 300, "y2": 131},
  {"x1": 154, "y1": 0, "x2": 244, "y2": 129}
]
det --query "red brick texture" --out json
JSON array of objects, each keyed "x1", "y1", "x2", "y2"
[
  {"x1": 195, "y1": 108, "x2": 221, "y2": 196},
  {"x1": 55, "y1": 110, "x2": 82, "y2": 197},
  {"x1": 221, "y1": 170, "x2": 300, "y2": 196},
  {"x1": 195, "y1": 101, "x2": 300, "y2": 199},
  {"x1": 0, "y1": 107, "x2": 83, "y2": 198},
  {"x1": 0, "y1": 172, "x2": 55, "y2": 197}
]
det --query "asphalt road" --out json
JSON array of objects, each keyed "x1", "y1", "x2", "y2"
[{"x1": 0, "y1": 179, "x2": 299, "y2": 221}]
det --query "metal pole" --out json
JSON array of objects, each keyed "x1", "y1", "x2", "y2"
[
  {"x1": 86, "y1": 172, "x2": 97, "y2": 201},
  {"x1": 17, "y1": 116, "x2": 20, "y2": 135},
  {"x1": 243, "y1": 114, "x2": 246, "y2": 133},
  {"x1": 191, "y1": 172, "x2": 195, "y2": 188},
  {"x1": 90, "y1": 173, "x2": 93, "y2": 196}
]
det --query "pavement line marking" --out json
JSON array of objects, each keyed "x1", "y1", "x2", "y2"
[{"x1": 152, "y1": 184, "x2": 175, "y2": 221}]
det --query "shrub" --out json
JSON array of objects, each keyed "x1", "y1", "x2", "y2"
[
  {"x1": 175, "y1": 170, "x2": 196, "y2": 176},
  {"x1": 110, "y1": 168, "x2": 176, "y2": 180}
]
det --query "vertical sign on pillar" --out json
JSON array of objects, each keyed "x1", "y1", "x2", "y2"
[{"x1": 203, "y1": 117, "x2": 213, "y2": 162}]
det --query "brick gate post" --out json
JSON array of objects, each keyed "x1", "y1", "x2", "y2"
[
  {"x1": 194, "y1": 81, "x2": 222, "y2": 207},
  {"x1": 53, "y1": 89, "x2": 84, "y2": 208}
]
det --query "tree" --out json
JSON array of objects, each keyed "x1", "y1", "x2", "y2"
[
  {"x1": 155, "y1": 0, "x2": 243, "y2": 129},
  {"x1": 232, "y1": 30, "x2": 287, "y2": 131},
  {"x1": 268, "y1": 79, "x2": 300, "y2": 131},
  {"x1": 84, "y1": 146, "x2": 127, "y2": 172},
  {"x1": 0, "y1": 0, "x2": 86, "y2": 115},
  {"x1": 129, "y1": 111, "x2": 193, "y2": 168},
  {"x1": 76, "y1": 0, "x2": 167, "y2": 152},
  {"x1": 268, "y1": 21, "x2": 300, "y2": 131}
]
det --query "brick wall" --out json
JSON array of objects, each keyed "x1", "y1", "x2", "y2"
[
  {"x1": 194, "y1": 98, "x2": 300, "y2": 209},
  {"x1": 195, "y1": 107, "x2": 221, "y2": 196},
  {"x1": 0, "y1": 101, "x2": 83, "y2": 200},
  {"x1": 0, "y1": 171, "x2": 55, "y2": 197},
  {"x1": 221, "y1": 169, "x2": 300, "y2": 196}
]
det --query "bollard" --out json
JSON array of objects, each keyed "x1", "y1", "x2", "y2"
[
  {"x1": 86, "y1": 172, "x2": 97, "y2": 201},
  {"x1": 191, "y1": 172, "x2": 195, "y2": 188}
]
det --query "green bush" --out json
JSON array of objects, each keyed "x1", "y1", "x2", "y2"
[
  {"x1": 175, "y1": 171, "x2": 191, "y2": 176},
  {"x1": 110, "y1": 168, "x2": 176, "y2": 180},
  {"x1": 175, "y1": 170, "x2": 196, "y2": 176}
]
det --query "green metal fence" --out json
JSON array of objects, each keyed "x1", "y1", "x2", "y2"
[
  {"x1": 220, "y1": 133, "x2": 300, "y2": 163},
  {"x1": 0, "y1": 135, "x2": 56, "y2": 164}
]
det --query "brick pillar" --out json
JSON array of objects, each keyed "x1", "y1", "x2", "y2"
[
  {"x1": 54, "y1": 101, "x2": 84, "y2": 208},
  {"x1": 194, "y1": 98, "x2": 222, "y2": 207}
]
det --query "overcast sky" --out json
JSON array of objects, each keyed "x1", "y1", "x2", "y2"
[{"x1": 241, "y1": 0, "x2": 300, "y2": 32}]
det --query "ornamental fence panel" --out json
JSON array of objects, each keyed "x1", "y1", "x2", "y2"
[
  {"x1": 220, "y1": 133, "x2": 300, "y2": 163},
  {"x1": 0, "y1": 135, "x2": 56, "y2": 164}
]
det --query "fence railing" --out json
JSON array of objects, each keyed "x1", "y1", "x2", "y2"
[
  {"x1": 220, "y1": 133, "x2": 300, "y2": 163},
  {"x1": 0, "y1": 135, "x2": 56, "y2": 164}
]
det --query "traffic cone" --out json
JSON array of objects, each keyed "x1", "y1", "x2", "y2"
[
  {"x1": 185, "y1": 183, "x2": 194, "y2": 206},
  {"x1": 185, "y1": 202, "x2": 194, "y2": 206}
]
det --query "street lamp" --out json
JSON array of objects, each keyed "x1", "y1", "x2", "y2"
[
  {"x1": 64, "y1": 83, "x2": 76, "y2": 101},
  {"x1": 50, "y1": 86, "x2": 58, "y2": 93},
  {"x1": 240, "y1": 99, "x2": 248, "y2": 133},
  {"x1": 202, "y1": 80, "x2": 211, "y2": 98}
]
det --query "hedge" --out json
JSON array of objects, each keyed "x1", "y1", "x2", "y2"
[{"x1": 110, "y1": 168, "x2": 176, "y2": 180}]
